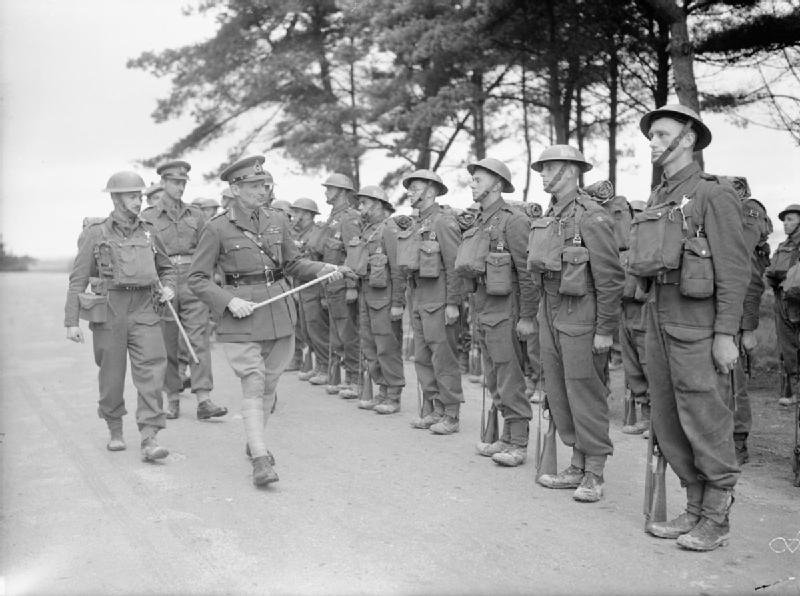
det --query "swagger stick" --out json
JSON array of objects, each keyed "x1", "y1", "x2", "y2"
[{"x1": 252, "y1": 271, "x2": 337, "y2": 310}]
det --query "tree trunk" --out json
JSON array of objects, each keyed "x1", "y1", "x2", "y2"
[
  {"x1": 522, "y1": 63, "x2": 532, "y2": 202},
  {"x1": 472, "y1": 69, "x2": 486, "y2": 160},
  {"x1": 545, "y1": 0, "x2": 568, "y2": 143},
  {"x1": 348, "y1": 36, "x2": 360, "y2": 188},
  {"x1": 608, "y1": 42, "x2": 619, "y2": 189},
  {"x1": 575, "y1": 82, "x2": 584, "y2": 187}
]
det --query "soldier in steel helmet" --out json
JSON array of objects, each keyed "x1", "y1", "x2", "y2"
[
  {"x1": 620, "y1": 199, "x2": 651, "y2": 436},
  {"x1": 402, "y1": 169, "x2": 465, "y2": 434},
  {"x1": 141, "y1": 160, "x2": 227, "y2": 421},
  {"x1": 319, "y1": 173, "x2": 362, "y2": 399},
  {"x1": 64, "y1": 171, "x2": 176, "y2": 461},
  {"x1": 766, "y1": 203, "x2": 800, "y2": 407},
  {"x1": 221, "y1": 188, "x2": 235, "y2": 211},
  {"x1": 192, "y1": 197, "x2": 220, "y2": 222},
  {"x1": 349, "y1": 185, "x2": 406, "y2": 413},
  {"x1": 529, "y1": 146, "x2": 623, "y2": 498},
  {"x1": 631, "y1": 104, "x2": 749, "y2": 551},
  {"x1": 188, "y1": 156, "x2": 347, "y2": 487},
  {"x1": 460, "y1": 157, "x2": 536, "y2": 462},
  {"x1": 290, "y1": 198, "x2": 331, "y2": 384},
  {"x1": 717, "y1": 176, "x2": 772, "y2": 463}
]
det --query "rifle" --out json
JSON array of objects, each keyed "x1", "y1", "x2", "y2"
[
  {"x1": 535, "y1": 397, "x2": 557, "y2": 481},
  {"x1": 644, "y1": 425, "x2": 667, "y2": 532},
  {"x1": 793, "y1": 398, "x2": 799, "y2": 486},
  {"x1": 480, "y1": 360, "x2": 498, "y2": 443},
  {"x1": 623, "y1": 394, "x2": 637, "y2": 428},
  {"x1": 468, "y1": 302, "x2": 482, "y2": 377}
]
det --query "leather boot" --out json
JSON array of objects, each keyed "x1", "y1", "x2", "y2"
[
  {"x1": 252, "y1": 455, "x2": 279, "y2": 486},
  {"x1": 309, "y1": 370, "x2": 330, "y2": 385},
  {"x1": 165, "y1": 392, "x2": 180, "y2": 419},
  {"x1": 359, "y1": 385, "x2": 384, "y2": 410},
  {"x1": 298, "y1": 369, "x2": 316, "y2": 381},
  {"x1": 647, "y1": 483, "x2": 703, "y2": 539},
  {"x1": 537, "y1": 465, "x2": 584, "y2": 489},
  {"x1": 429, "y1": 414, "x2": 459, "y2": 435},
  {"x1": 476, "y1": 440, "x2": 511, "y2": 457},
  {"x1": 491, "y1": 444, "x2": 527, "y2": 467},
  {"x1": 734, "y1": 432, "x2": 749, "y2": 465},
  {"x1": 374, "y1": 398, "x2": 400, "y2": 415},
  {"x1": 141, "y1": 435, "x2": 169, "y2": 462},
  {"x1": 677, "y1": 486, "x2": 732, "y2": 551},
  {"x1": 197, "y1": 398, "x2": 228, "y2": 419},
  {"x1": 106, "y1": 419, "x2": 126, "y2": 451},
  {"x1": 573, "y1": 471, "x2": 604, "y2": 502}
]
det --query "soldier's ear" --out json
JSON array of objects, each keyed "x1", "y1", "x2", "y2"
[{"x1": 683, "y1": 129, "x2": 697, "y2": 149}]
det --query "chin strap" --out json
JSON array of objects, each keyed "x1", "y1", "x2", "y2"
[
  {"x1": 654, "y1": 120, "x2": 694, "y2": 168},
  {"x1": 544, "y1": 163, "x2": 568, "y2": 194}
]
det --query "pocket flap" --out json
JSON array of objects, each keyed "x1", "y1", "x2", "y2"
[
  {"x1": 662, "y1": 324, "x2": 713, "y2": 342},
  {"x1": 562, "y1": 246, "x2": 589, "y2": 265},
  {"x1": 477, "y1": 310, "x2": 510, "y2": 327},
  {"x1": 420, "y1": 302, "x2": 445, "y2": 314},
  {"x1": 683, "y1": 236, "x2": 711, "y2": 258},
  {"x1": 553, "y1": 321, "x2": 594, "y2": 336},
  {"x1": 530, "y1": 217, "x2": 555, "y2": 230},
  {"x1": 78, "y1": 292, "x2": 106, "y2": 310},
  {"x1": 486, "y1": 252, "x2": 511, "y2": 266},
  {"x1": 366, "y1": 296, "x2": 390, "y2": 310},
  {"x1": 420, "y1": 240, "x2": 440, "y2": 254},
  {"x1": 397, "y1": 229, "x2": 415, "y2": 239}
]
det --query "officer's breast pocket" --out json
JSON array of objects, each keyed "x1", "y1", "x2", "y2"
[
  {"x1": 265, "y1": 231, "x2": 283, "y2": 264},
  {"x1": 222, "y1": 239, "x2": 252, "y2": 271}
]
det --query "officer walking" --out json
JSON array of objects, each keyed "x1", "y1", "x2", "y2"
[
  {"x1": 766, "y1": 203, "x2": 800, "y2": 407},
  {"x1": 460, "y1": 158, "x2": 535, "y2": 462},
  {"x1": 632, "y1": 105, "x2": 749, "y2": 551},
  {"x1": 188, "y1": 156, "x2": 345, "y2": 487},
  {"x1": 620, "y1": 199, "x2": 650, "y2": 435},
  {"x1": 65, "y1": 171, "x2": 176, "y2": 461},
  {"x1": 350, "y1": 185, "x2": 406, "y2": 413},
  {"x1": 528, "y1": 146, "x2": 623, "y2": 498},
  {"x1": 402, "y1": 170, "x2": 465, "y2": 434},
  {"x1": 141, "y1": 160, "x2": 227, "y2": 421},
  {"x1": 290, "y1": 198, "x2": 331, "y2": 384},
  {"x1": 319, "y1": 174, "x2": 362, "y2": 399}
]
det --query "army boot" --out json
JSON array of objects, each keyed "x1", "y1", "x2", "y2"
[
  {"x1": 141, "y1": 432, "x2": 169, "y2": 462},
  {"x1": 573, "y1": 472, "x2": 604, "y2": 503},
  {"x1": 298, "y1": 368, "x2": 316, "y2": 382},
  {"x1": 308, "y1": 368, "x2": 329, "y2": 385},
  {"x1": 647, "y1": 483, "x2": 703, "y2": 538},
  {"x1": 492, "y1": 444, "x2": 527, "y2": 467},
  {"x1": 165, "y1": 392, "x2": 180, "y2": 420},
  {"x1": 476, "y1": 440, "x2": 510, "y2": 457},
  {"x1": 244, "y1": 443, "x2": 275, "y2": 464},
  {"x1": 733, "y1": 432, "x2": 749, "y2": 465},
  {"x1": 676, "y1": 486, "x2": 732, "y2": 551},
  {"x1": 622, "y1": 400, "x2": 650, "y2": 434},
  {"x1": 411, "y1": 399, "x2": 442, "y2": 429},
  {"x1": 196, "y1": 394, "x2": 228, "y2": 419},
  {"x1": 106, "y1": 419, "x2": 126, "y2": 451},
  {"x1": 430, "y1": 414, "x2": 460, "y2": 435},
  {"x1": 252, "y1": 455, "x2": 279, "y2": 486},
  {"x1": 339, "y1": 373, "x2": 360, "y2": 400},
  {"x1": 358, "y1": 384, "x2": 382, "y2": 410},
  {"x1": 537, "y1": 465, "x2": 584, "y2": 489},
  {"x1": 374, "y1": 388, "x2": 401, "y2": 414}
]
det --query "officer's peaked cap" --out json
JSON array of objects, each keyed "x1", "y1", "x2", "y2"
[
  {"x1": 220, "y1": 155, "x2": 268, "y2": 184},
  {"x1": 156, "y1": 160, "x2": 191, "y2": 180}
]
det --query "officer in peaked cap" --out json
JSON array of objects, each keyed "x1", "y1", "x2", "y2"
[
  {"x1": 65, "y1": 171, "x2": 176, "y2": 461},
  {"x1": 402, "y1": 169, "x2": 465, "y2": 434},
  {"x1": 319, "y1": 173, "x2": 362, "y2": 399},
  {"x1": 189, "y1": 155, "x2": 347, "y2": 488},
  {"x1": 142, "y1": 159, "x2": 227, "y2": 421},
  {"x1": 290, "y1": 197, "x2": 331, "y2": 384},
  {"x1": 632, "y1": 104, "x2": 748, "y2": 551}
]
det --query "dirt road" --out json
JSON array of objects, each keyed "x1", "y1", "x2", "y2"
[{"x1": 1, "y1": 272, "x2": 798, "y2": 595}]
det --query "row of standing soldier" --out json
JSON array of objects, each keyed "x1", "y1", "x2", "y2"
[{"x1": 65, "y1": 102, "x2": 797, "y2": 554}]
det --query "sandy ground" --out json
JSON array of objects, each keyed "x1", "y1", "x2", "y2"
[{"x1": 1, "y1": 272, "x2": 799, "y2": 596}]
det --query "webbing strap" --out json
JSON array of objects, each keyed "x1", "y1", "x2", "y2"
[{"x1": 654, "y1": 120, "x2": 694, "y2": 168}]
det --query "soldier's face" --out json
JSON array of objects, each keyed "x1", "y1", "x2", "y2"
[
  {"x1": 358, "y1": 197, "x2": 377, "y2": 217},
  {"x1": 407, "y1": 181, "x2": 431, "y2": 207},
  {"x1": 232, "y1": 180, "x2": 266, "y2": 210},
  {"x1": 292, "y1": 209, "x2": 312, "y2": 228},
  {"x1": 163, "y1": 177, "x2": 186, "y2": 201},
  {"x1": 648, "y1": 118, "x2": 695, "y2": 165},
  {"x1": 201, "y1": 207, "x2": 217, "y2": 220},
  {"x1": 540, "y1": 161, "x2": 578, "y2": 194},
  {"x1": 146, "y1": 190, "x2": 165, "y2": 208},
  {"x1": 324, "y1": 186, "x2": 339, "y2": 204},
  {"x1": 114, "y1": 191, "x2": 143, "y2": 217},
  {"x1": 783, "y1": 213, "x2": 800, "y2": 236},
  {"x1": 470, "y1": 170, "x2": 500, "y2": 202}
]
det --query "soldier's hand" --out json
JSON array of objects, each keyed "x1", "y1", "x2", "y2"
[
  {"x1": 159, "y1": 286, "x2": 175, "y2": 303},
  {"x1": 345, "y1": 288, "x2": 358, "y2": 303},
  {"x1": 444, "y1": 304, "x2": 460, "y2": 325},
  {"x1": 741, "y1": 330, "x2": 757, "y2": 353},
  {"x1": 66, "y1": 326, "x2": 84, "y2": 343},
  {"x1": 592, "y1": 333, "x2": 613, "y2": 354},
  {"x1": 713, "y1": 333, "x2": 738, "y2": 374},
  {"x1": 321, "y1": 297, "x2": 328, "y2": 309},
  {"x1": 390, "y1": 306, "x2": 404, "y2": 321},
  {"x1": 318, "y1": 263, "x2": 341, "y2": 281},
  {"x1": 516, "y1": 317, "x2": 536, "y2": 339},
  {"x1": 227, "y1": 297, "x2": 255, "y2": 319}
]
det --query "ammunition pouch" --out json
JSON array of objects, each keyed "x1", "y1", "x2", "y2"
[
  {"x1": 526, "y1": 217, "x2": 562, "y2": 273},
  {"x1": 679, "y1": 236, "x2": 714, "y2": 299},
  {"x1": 418, "y1": 240, "x2": 442, "y2": 278},
  {"x1": 455, "y1": 227, "x2": 490, "y2": 277},
  {"x1": 368, "y1": 252, "x2": 388, "y2": 288},
  {"x1": 559, "y1": 245, "x2": 590, "y2": 297},
  {"x1": 78, "y1": 292, "x2": 108, "y2": 323},
  {"x1": 396, "y1": 229, "x2": 420, "y2": 273},
  {"x1": 485, "y1": 252, "x2": 512, "y2": 296},
  {"x1": 627, "y1": 203, "x2": 684, "y2": 277},
  {"x1": 345, "y1": 237, "x2": 369, "y2": 277}
]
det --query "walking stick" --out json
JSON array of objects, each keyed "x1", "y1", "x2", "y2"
[
  {"x1": 252, "y1": 271, "x2": 337, "y2": 310},
  {"x1": 158, "y1": 281, "x2": 199, "y2": 365}
]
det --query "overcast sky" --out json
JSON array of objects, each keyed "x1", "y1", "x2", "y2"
[{"x1": 2, "y1": 0, "x2": 799, "y2": 259}]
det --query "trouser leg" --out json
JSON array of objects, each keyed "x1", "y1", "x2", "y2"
[
  {"x1": 94, "y1": 323, "x2": 128, "y2": 422},
  {"x1": 224, "y1": 341, "x2": 268, "y2": 457},
  {"x1": 178, "y1": 278, "x2": 214, "y2": 395},
  {"x1": 302, "y1": 298, "x2": 330, "y2": 371},
  {"x1": 161, "y1": 319, "x2": 182, "y2": 394},
  {"x1": 328, "y1": 292, "x2": 359, "y2": 375},
  {"x1": 646, "y1": 304, "x2": 739, "y2": 490},
  {"x1": 419, "y1": 305, "x2": 464, "y2": 411},
  {"x1": 411, "y1": 306, "x2": 437, "y2": 402},
  {"x1": 260, "y1": 335, "x2": 294, "y2": 424},
  {"x1": 621, "y1": 303, "x2": 648, "y2": 399},
  {"x1": 127, "y1": 313, "x2": 167, "y2": 432}
]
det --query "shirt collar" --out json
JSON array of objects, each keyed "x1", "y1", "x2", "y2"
[
  {"x1": 660, "y1": 162, "x2": 701, "y2": 193},
  {"x1": 550, "y1": 188, "x2": 579, "y2": 218},
  {"x1": 479, "y1": 197, "x2": 505, "y2": 221},
  {"x1": 419, "y1": 202, "x2": 438, "y2": 221}
]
